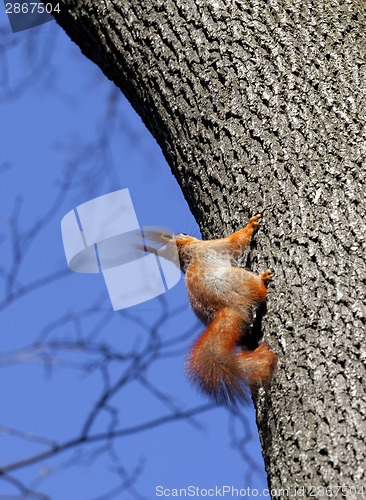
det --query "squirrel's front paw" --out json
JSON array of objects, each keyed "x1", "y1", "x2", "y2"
[
  {"x1": 249, "y1": 214, "x2": 261, "y2": 228},
  {"x1": 260, "y1": 269, "x2": 274, "y2": 283}
]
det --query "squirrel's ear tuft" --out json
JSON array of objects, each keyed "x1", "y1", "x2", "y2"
[{"x1": 175, "y1": 234, "x2": 200, "y2": 246}]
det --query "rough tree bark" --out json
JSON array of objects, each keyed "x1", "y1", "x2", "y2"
[{"x1": 49, "y1": 0, "x2": 365, "y2": 494}]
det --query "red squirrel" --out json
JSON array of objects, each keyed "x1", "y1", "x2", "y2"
[{"x1": 173, "y1": 214, "x2": 277, "y2": 405}]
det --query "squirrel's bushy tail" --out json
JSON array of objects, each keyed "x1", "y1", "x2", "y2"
[{"x1": 186, "y1": 308, "x2": 277, "y2": 405}]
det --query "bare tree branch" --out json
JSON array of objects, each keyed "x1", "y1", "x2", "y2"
[{"x1": 0, "y1": 403, "x2": 214, "y2": 474}]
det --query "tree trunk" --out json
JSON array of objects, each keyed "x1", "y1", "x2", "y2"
[{"x1": 50, "y1": 0, "x2": 366, "y2": 493}]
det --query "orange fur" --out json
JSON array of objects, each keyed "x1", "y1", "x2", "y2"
[{"x1": 175, "y1": 214, "x2": 277, "y2": 405}]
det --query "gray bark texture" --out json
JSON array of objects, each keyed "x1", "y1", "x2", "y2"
[{"x1": 50, "y1": 0, "x2": 365, "y2": 495}]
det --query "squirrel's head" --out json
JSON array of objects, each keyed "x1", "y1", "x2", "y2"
[
  {"x1": 173, "y1": 233, "x2": 202, "y2": 271},
  {"x1": 141, "y1": 231, "x2": 201, "y2": 272},
  {"x1": 174, "y1": 233, "x2": 200, "y2": 246}
]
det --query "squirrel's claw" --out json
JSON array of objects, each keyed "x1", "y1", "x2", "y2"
[{"x1": 249, "y1": 213, "x2": 261, "y2": 228}]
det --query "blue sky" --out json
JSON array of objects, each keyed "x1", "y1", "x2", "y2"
[{"x1": 0, "y1": 10, "x2": 268, "y2": 499}]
